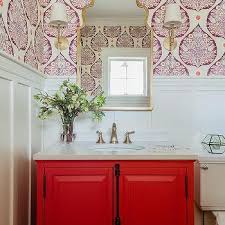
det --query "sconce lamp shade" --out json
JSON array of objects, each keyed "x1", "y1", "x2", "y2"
[
  {"x1": 49, "y1": 2, "x2": 68, "y2": 27},
  {"x1": 164, "y1": 4, "x2": 182, "y2": 28}
]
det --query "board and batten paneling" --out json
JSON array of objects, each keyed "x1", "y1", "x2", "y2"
[
  {"x1": 31, "y1": 88, "x2": 43, "y2": 225},
  {"x1": 0, "y1": 51, "x2": 44, "y2": 225},
  {"x1": 44, "y1": 78, "x2": 225, "y2": 147},
  {"x1": 0, "y1": 77, "x2": 12, "y2": 225},
  {"x1": 13, "y1": 83, "x2": 31, "y2": 225}
]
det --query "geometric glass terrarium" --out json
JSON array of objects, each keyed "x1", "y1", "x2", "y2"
[{"x1": 202, "y1": 134, "x2": 225, "y2": 154}]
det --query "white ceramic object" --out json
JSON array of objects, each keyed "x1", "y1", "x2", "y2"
[
  {"x1": 33, "y1": 142, "x2": 198, "y2": 160},
  {"x1": 90, "y1": 144, "x2": 145, "y2": 151}
]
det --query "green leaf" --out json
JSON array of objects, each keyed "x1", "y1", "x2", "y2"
[{"x1": 33, "y1": 79, "x2": 106, "y2": 121}]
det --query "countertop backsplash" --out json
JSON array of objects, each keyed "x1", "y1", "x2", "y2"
[{"x1": 43, "y1": 78, "x2": 225, "y2": 152}]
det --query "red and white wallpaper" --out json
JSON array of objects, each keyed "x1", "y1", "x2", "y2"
[
  {"x1": 0, "y1": 0, "x2": 225, "y2": 79},
  {"x1": 0, "y1": 0, "x2": 89, "y2": 75},
  {"x1": 80, "y1": 25, "x2": 163, "y2": 95},
  {"x1": 142, "y1": 0, "x2": 225, "y2": 77},
  {"x1": 0, "y1": 0, "x2": 38, "y2": 67}
]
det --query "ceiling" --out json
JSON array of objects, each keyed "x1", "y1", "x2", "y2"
[{"x1": 86, "y1": 0, "x2": 145, "y2": 19}]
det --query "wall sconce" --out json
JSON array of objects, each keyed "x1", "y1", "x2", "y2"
[
  {"x1": 163, "y1": 3, "x2": 182, "y2": 52},
  {"x1": 49, "y1": 2, "x2": 69, "y2": 51}
]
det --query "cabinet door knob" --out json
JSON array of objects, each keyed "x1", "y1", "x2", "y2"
[{"x1": 200, "y1": 165, "x2": 208, "y2": 170}]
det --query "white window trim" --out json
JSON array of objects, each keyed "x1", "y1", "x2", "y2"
[
  {"x1": 108, "y1": 57, "x2": 147, "y2": 96},
  {"x1": 102, "y1": 48, "x2": 151, "y2": 110}
]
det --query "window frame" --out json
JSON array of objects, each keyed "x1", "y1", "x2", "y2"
[
  {"x1": 102, "y1": 48, "x2": 152, "y2": 111},
  {"x1": 108, "y1": 57, "x2": 147, "y2": 97}
]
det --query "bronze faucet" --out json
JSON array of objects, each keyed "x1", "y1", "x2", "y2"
[
  {"x1": 96, "y1": 131, "x2": 105, "y2": 144},
  {"x1": 110, "y1": 123, "x2": 118, "y2": 144},
  {"x1": 123, "y1": 131, "x2": 135, "y2": 144}
]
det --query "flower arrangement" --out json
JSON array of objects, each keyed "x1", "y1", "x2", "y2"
[{"x1": 34, "y1": 80, "x2": 106, "y2": 142}]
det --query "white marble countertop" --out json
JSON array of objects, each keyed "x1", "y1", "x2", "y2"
[
  {"x1": 33, "y1": 141, "x2": 225, "y2": 162},
  {"x1": 33, "y1": 142, "x2": 201, "y2": 161}
]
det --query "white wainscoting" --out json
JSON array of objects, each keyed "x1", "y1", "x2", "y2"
[
  {"x1": 43, "y1": 78, "x2": 225, "y2": 149},
  {"x1": 0, "y1": 51, "x2": 45, "y2": 225}
]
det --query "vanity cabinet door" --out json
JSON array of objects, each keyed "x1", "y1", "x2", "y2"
[
  {"x1": 120, "y1": 167, "x2": 188, "y2": 225},
  {"x1": 199, "y1": 163, "x2": 225, "y2": 210},
  {"x1": 44, "y1": 167, "x2": 113, "y2": 225}
]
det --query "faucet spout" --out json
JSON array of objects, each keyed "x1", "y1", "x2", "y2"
[{"x1": 110, "y1": 123, "x2": 118, "y2": 144}]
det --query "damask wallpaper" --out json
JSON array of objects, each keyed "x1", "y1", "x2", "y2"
[
  {"x1": 0, "y1": 0, "x2": 225, "y2": 80},
  {"x1": 0, "y1": 0, "x2": 90, "y2": 75},
  {"x1": 141, "y1": 0, "x2": 225, "y2": 77},
  {"x1": 80, "y1": 25, "x2": 163, "y2": 95},
  {"x1": 0, "y1": 0, "x2": 36, "y2": 67}
]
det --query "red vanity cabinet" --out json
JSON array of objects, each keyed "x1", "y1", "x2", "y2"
[{"x1": 36, "y1": 161, "x2": 194, "y2": 225}]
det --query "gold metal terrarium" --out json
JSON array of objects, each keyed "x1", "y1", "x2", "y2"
[{"x1": 202, "y1": 134, "x2": 225, "y2": 154}]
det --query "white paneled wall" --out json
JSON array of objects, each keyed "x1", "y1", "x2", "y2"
[
  {"x1": 0, "y1": 77, "x2": 12, "y2": 225},
  {"x1": 44, "y1": 78, "x2": 225, "y2": 149},
  {"x1": 0, "y1": 51, "x2": 44, "y2": 225},
  {"x1": 13, "y1": 83, "x2": 31, "y2": 225}
]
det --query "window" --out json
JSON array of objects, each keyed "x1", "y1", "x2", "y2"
[
  {"x1": 102, "y1": 48, "x2": 151, "y2": 110},
  {"x1": 109, "y1": 57, "x2": 147, "y2": 96}
]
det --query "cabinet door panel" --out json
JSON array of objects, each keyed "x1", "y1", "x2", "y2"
[
  {"x1": 200, "y1": 163, "x2": 225, "y2": 209},
  {"x1": 120, "y1": 168, "x2": 187, "y2": 225},
  {"x1": 45, "y1": 168, "x2": 113, "y2": 225}
]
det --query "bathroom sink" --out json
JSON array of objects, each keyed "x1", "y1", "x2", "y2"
[{"x1": 89, "y1": 144, "x2": 145, "y2": 151}]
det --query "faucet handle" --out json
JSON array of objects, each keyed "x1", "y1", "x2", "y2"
[
  {"x1": 96, "y1": 131, "x2": 105, "y2": 144},
  {"x1": 123, "y1": 131, "x2": 135, "y2": 144}
]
